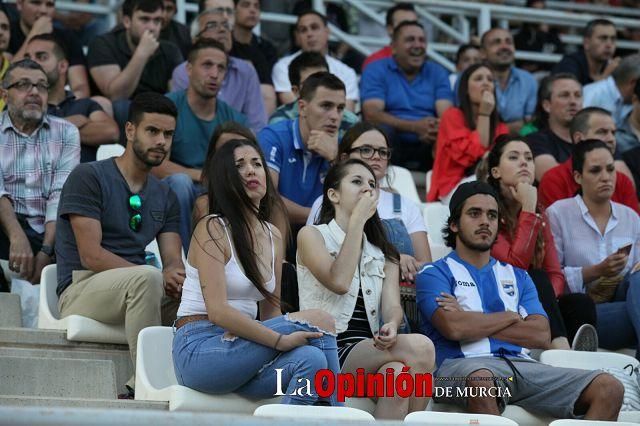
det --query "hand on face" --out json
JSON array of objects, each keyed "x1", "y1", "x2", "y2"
[
  {"x1": 29, "y1": 16, "x2": 53, "y2": 37},
  {"x1": 349, "y1": 188, "x2": 379, "y2": 229},
  {"x1": 508, "y1": 181, "x2": 537, "y2": 213},
  {"x1": 135, "y1": 30, "x2": 160, "y2": 59},
  {"x1": 478, "y1": 90, "x2": 496, "y2": 116},
  {"x1": 308, "y1": 130, "x2": 338, "y2": 161}
]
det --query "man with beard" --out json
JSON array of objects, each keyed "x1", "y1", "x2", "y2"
[
  {"x1": 415, "y1": 181, "x2": 624, "y2": 421},
  {"x1": 55, "y1": 93, "x2": 184, "y2": 398},
  {"x1": 156, "y1": 38, "x2": 246, "y2": 253},
  {"x1": 0, "y1": 59, "x2": 79, "y2": 289},
  {"x1": 87, "y1": 0, "x2": 183, "y2": 101},
  {"x1": 480, "y1": 28, "x2": 537, "y2": 134},
  {"x1": 553, "y1": 19, "x2": 618, "y2": 86},
  {"x1": 25, "y1": 34, "x2": 119, "y2": 163},
  {"x1": 361, "y1": 21, "x2": 453, "y2": 172}
]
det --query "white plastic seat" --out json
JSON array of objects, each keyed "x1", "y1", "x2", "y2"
[
  {"x1": 405, "y1": 410, "x2": 518, "y2": 425},
  {"x1": 428, "y1": 400, "x2": 553, "y2": 426},
  {"x1": 540, "y1": 349, "x2": 639, "y2": 371},
  {"x1": 37, "y1": 264, "x2": 128, "y2": 344},
  {"x1": 135, "y1": 326, "x2": 281, "y2": 412},
  {"x1": 430, "y1": 243, "x2": 452, "y2": 261},
  {"x1": 96, "y1": 143, "x2": 125, "y2": 160},
  {"x1": 381, "y1": 165, "x2": 421, "y2": 205},
  {"x1": 423, "y1": 202, "x2": 449, "y2": 246},
  {"x1": 254, "y1": 404, "x2": 374, "y2": 421},
  {"x1": 0, "y1": 259, "x2": 19, "y2": 282},
  {"x1": 549, "y1": 420, "x2": 637, "y2": 425}
]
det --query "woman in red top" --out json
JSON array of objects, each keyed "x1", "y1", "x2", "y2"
[
  {"x1": 427, "y1": 63, "x2": 508, "y2": 202},
  {"x1": 484, "y1": 135, "x2": 597, "y2": 349}
]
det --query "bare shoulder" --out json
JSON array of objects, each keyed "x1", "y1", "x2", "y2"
[{"x1": 191, "y1": 215, "x2": 230, "y2": 262}]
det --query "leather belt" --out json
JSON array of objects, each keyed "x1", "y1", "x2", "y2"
[{"x1": 175, "y1": 314, "x2": 210, "y2": 329}]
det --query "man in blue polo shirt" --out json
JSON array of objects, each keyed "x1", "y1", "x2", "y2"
[
  {"x1": 259, "y1": 72, "x2": 345, "y2": 227},
  {"x1": 361, "y1": 21, "x2": 453, "y2": 172},
  {"x1": 481, "y1": 28, "x2": 537, "y2": 134},
  {"x1": 415, "y1": 181, "x2": 623, "y2": 421}
]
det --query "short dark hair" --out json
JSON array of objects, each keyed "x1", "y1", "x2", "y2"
[
  {"x1": 288, "y1": 51, "x2": 328, "y2": 88},
  {"x1": 28, "y1": 33, "x2": 68, "y2": 61},
  {"x1": 233, "y1": 0, "x2": 261, "y2": 6},
  {"x1": 385, "y1": 3, "x2": 415, "y2": 27},
  {"x1": 583, "y1": 18, "x2": 615, "y2": 38},
  {"x1": 530, "y1": 73, "x2": 580, "y2": 129},
  {"x1": 127, "y1": 92, "x2": 178, "y2": 125},
  {"x1": 569, "y1": 107, "x2": 611, "y2": 142},
  {"x1": 187, "y1": 37, "x2": 227, "y2": 64},
  {"x1": 1, "y1": 59, "x2": 46, "y2": 89},
  {"x1": 299, "y1": 71, "x2": 345, "y2": 102},
  {"x1": 480, "y1": 27, "x2": 511, "y2": 48},
  {"x1": 122, "y1": 0, "x2": 164, "y2": 18},
  {"x1": 296, "y1": 10, "x2": 327, "y2": 28},
  {"x1": 455, "y1": 43, "x2": 480, "y2": 66},
  {"x1": 572, "y1": 139, "x2": 611, "y2": 174},
  {"x1": 392, "y1": 20, "x2": 424, "y2": 42}
]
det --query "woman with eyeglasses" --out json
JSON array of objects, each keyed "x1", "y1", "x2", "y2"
[
  {"x1": 427, "y1": 63, "x2": 509, "y2": 203},
  {"x1": 172, "y1": 139, "x2": 341, "y2": 405},
  {"x1": 308, "y1": 122, "x2": 431, "y2": 283},
  {"x1": 298, "y1": 159, "x2": 435, "y2": 419}
]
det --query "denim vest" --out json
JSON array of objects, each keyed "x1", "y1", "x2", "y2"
[{"x1": 297, "y1": 220, "x2": 386, "y2": 334}]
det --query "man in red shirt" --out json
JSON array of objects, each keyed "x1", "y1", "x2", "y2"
[
  {"x1": 538, "y1": 107, "x2": 639, "y2": 213},
  {"x1": 361, "y1": 3, "x2": 417, "y2": 71}
]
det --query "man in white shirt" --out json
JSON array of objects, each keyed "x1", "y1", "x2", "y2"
[
  {"x1": 583, "y1": 53, "x2": 640, "y2": 127},
  {"x1": 271, "y1": 10, "x2": 358, "y2": 111}
]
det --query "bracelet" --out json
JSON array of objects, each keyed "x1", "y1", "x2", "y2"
[{"x1": 274, "y1": 334, "x2": 283, "y2": 350}]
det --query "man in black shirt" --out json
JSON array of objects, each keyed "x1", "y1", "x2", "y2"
[
  {"x1": 231, "y1": 0, "x2": 277, "y2": 114},
  {"x1": 87, "y1": 0, "x2": 183, "y2": 101},
  {"x1": 552, "y1": 19, "x2": 619, "y2": 86},
  {"x1": 25, "y1": 34, "x2": 119, "y2": 163},
  {"x1": 160, "y1": 0, "x2": 191, "y2": 59},
  {"x1": 9, "y1": 0, "x2": 90, "y2": 98},
  {"x1": 527, "y1": 73, "x2": 583, "y2": 181}
]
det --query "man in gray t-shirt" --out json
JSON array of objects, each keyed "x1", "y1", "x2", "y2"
[{"x1": 55, "y1": 93, "x2": 184, "y2": 398}]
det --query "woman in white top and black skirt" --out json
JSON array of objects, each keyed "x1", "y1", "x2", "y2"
[
  {"x1": 297, "y1": 159, "x2": 435, "y2": 418},
  {"x1": 172, "y1": 139, "x2": 340, "y2": 405}
]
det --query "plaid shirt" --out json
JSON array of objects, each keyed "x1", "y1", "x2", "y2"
[{"x1": 0, "y1": 112, "x2": 80, "y2": 233}]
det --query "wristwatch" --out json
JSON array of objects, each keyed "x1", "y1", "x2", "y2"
[{"x1": 40, "y1": 244, "x2": 54, "y2": 259}]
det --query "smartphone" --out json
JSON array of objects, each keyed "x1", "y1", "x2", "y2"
[{"x1": 616, "y1": 244, "x2": 633, "y2": 256}]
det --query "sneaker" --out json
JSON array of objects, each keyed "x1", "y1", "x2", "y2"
[
  {"x1": 572, "y1": 324, "x2": 599, "y2": 352},
  {"x1": 117, "y1": 386, "x2": 135, "y2": 400}
]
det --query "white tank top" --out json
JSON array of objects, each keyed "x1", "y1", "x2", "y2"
[{"x1": 177, "y1": 216, "x2": 276, "y2": 320}]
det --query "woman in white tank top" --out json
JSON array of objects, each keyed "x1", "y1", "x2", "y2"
[
  {"x1": 297, "y1": 159, "x2": 436, "y2": 418},
  {"x1": 172, "y1": 139, "x2": 341, "y2": 406}
]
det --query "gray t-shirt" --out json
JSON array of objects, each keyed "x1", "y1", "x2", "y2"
[{"x1": 55, "y1": 158, "x2": 180, "y2": 296}]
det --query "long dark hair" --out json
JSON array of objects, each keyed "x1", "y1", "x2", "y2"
[
  {"x1": 485, "y1": 135, "x2": 545, "y2": 268},
  {"x1": 202, "y1": 139, "x2": 280, "y2": 306},
  {"x1": 317, "y1": 159, "x2": 399, "y2": 263},
  {"x1": 458, "y1": 63, "x2": 500, "y2": 144}
]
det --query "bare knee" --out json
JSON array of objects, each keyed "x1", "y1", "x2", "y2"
[
  {"x1": 395, "y1": 334, "x2": 435, "y2": 371},
  {"x1": 465, "y1": 369, "x2": 500, "y2": 412},
  {"x1": 289, "y1": 309, "x2": 336, "y2": 334},
  {"x1": 585, "y1": 373, "x2": 624, "y2": 407}
]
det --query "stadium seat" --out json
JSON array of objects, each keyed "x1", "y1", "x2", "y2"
[
  {"x1": 37, "y1": 264, "x2": 128, "y2": 344},
  {"x1": 254, "y1": 404, "x2": 375, "y2": 420},
  {"x1": 430, "y1": 243, "x2": 452, "y2": 261},
  {"x1": 382, "y1": 165, "x2": 421, "y2": 205},
  {"x1": 96, "y1": 143, "x2": 125, "y2": 160},
  {"x1": 549, "y1": 421, "x2": 637, "y2": 426},
  {"x1": 405, "y1": 411, "x2": 518, "y2": 425},
  {"x1": 428, "y1": 400, "x2": 553, "y2": 426},
  {"x1": 423, "y1": 202, "x2": 449, "y2": 246},
  {"x1": 135, "y1": 326, "x2": 282, "y2": 412}
]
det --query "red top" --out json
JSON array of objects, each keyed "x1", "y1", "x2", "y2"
[
  {"x1": 362, "y1": 46, "x2": 393, "y2": 71},
  {"x1": 427, "y1": 108, "x2": 509, "y2": 201},
  {"x1": 538, "y1": 158, "x2": 640, "y2": 214},
  {"x1": 491, "y1": 210, "x2": 567, "y2": 297}
]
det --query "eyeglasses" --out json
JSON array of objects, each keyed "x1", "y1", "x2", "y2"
[
  {"x1": 209, "y1": 6, "x2": 234, "y2": 15},
  {"x1": 197, "y1": 20, "x2": 231, "y2": 37},
  {"x1": 348, "y1": 145, "x2": 392, "y2": 160},
  {"x1": 6, "y1": 80, "x2": 49, "y2": 94},
  {"x1": 128, "y1": 194, "x2": 143, "y2": 232}
]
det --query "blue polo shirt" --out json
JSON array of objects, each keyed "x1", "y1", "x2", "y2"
[
  {"x1": 416, "y1": 251, "x2": 546, "y2": 367},
  {"x1": 495, "y1": 66, "x2": 537, "y2": 124},
  {"x1": 360, "y1": 57, "x2": 453, "y2": 144},
  {"x1": 258, "y1": 119, "x2": 331, "y2": 207}
]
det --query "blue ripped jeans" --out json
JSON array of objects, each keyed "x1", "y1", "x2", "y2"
[{"x1": 172, "y1": 314, "x2": 342, "y2": 405}]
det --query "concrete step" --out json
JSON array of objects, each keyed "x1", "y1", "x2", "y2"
[
  {"x1": 0, "y1": 356, "x2": 117, "y2": 399},
  {"x1": 0, "y1": 347, "x2": 132, "y2": 394},
  {"x1": 0, "y1": 396, "x2": 167, "y2": 410},
  {"x1": 0, "y1": 294, "x2": 22, "y2": 328},
  {"x1": 0, "y1": 327, "x2": 128, "y2": 351}
]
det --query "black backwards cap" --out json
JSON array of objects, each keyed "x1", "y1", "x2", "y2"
[{"x1": 449, "y1": 181, "x2": 499, "y2": 215}]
